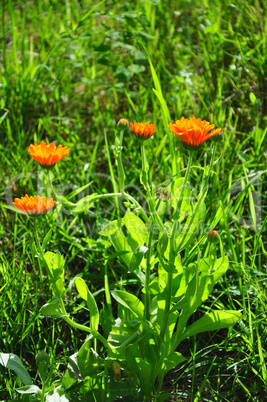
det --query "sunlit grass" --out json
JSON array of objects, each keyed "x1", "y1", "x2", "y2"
[{"x1": 0, "y1": 0, "x2": 266, "y2": 400}]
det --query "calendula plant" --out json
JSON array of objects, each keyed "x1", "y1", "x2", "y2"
[
  {"x1": 5, "y1": 109, "x2": 241, "y2": 400},
  {"x1": 10, "y1": 117, "x2": 241, "y2": 401}
]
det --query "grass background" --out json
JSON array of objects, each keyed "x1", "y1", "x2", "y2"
[{"x1": 0, "y1": 0, "x2": 266, "y2": 400}]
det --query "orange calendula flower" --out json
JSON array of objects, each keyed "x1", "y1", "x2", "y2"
[
  {"x1": 168, "y1": 116, "x2": 222, "y2": 149},
  {"x1": 130, "y1": 122, "x2": 156, "y2": 140},
  {"x1": 28, "y1": 141, "x2": 71, "y2": 167},
  {"x1": 13, "y1": 195, "x2": 56, "y2": 215}
]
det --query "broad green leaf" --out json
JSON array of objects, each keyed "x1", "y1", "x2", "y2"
[
  {"x1": 45, "y1": 252, "x2": 65, "y2": 296},
  {"x1": 46, "y1": 389, "x2": 70, "y2": 401},
  {"x1": 112, "y1": 291, "x2": 144, "y2": 319},
  {"x1": 129, "y1": 246, "x2": 148, "y2": 272},
  {"x1": 172, "y1": 267, "x2": 196, "y2": 299},
  {"x1": 174, "y1": 274, "x2": 215, "y2": 337},
  {"x1": 0, "y1": 353, "x2": 32, "y2": 385},
  {"x1": 109, "y1": 228, "x2": 132, "y2": 267},
  {"x1": 75, "y1": 277, "x2": 87, "y2": 300},
  {"x1": 158, "y1": 233, "x2": 182, "y2": 274},
  {"x1": 39, "y1": 299, "x2": 63, "y2": 318},
  {"x1": 180, "y1": 310, "x2": 242, "y2": 341},
  {"x1": 125, "y1": 344, "x2": 152, "y2": 397},
  {"x1": 157, "y1": 295, "x2": 178, "y2": 340},
  {"x1": 16, "y1": 385, "x2": 41, "y2": 394},
  {"x1": 162, "y1": 352, "x2": 186, "y2": 377},
  {"x1": 75, "y1": 277, "x2": 99, "y2": 333},
  {"x1": 108, "y1": 320, "x2": 140, "y2": 357},
  {"x1": 212, "y1": 256, "x2": 229, "y2": 282},
  {"x1": 77, "y1": 338, "x2": 104, "y2": 378},
  {"x1": 99, "y1": 220, "x2": 119, "y2": 236},
  {"x1": 124, "y1": 211, "x2": 149, "y2": 247}
]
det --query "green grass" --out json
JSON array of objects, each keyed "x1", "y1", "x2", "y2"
[{"x1": 0, "y1": 0, "x2": 266, "y2": 400}]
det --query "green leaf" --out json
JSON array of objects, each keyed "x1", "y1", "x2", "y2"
[
  {"x1": 16, "y1": 385, "x2": 42, "y2": 395},
  {"x1": 46, "y1": 389, "x2": 70, "y2": 401},
  {"x1": 124, "y1": 211, "x2": 149, "y2": 247},
  {"x1": 153, "y1": 89, "x2": 171, "y2": 132},
  {"x1": 128, "y1": 64, "x2": 145, "y2": 74},
  {"x1": 67, "y1": 181, "x2": 93, "y2": 199},
  {"x1": 212, "y1": 256, "x2": 229, "y2": 282},
  {"x1": 112, "y1": 291, "x2": 144, "y2": 319},
  {"x1": 42, "y1": 228, "x2": 52, "y2": 251},
  {"x1": 249, "y1": 92, "x2": 257, "y2": 105},
  {"x1": 129, "y1": 246, "x2": 148, "y2": 272},
  {"x1": 39, "y1": 299, "x2": 63, "y2": 318},
  {"x1": 0, "y1": 353, "x2": 32, "y2": 385},
  {"x1": 45, "y1": 252, "x2": 65, "y2": 296},
  {"x1": 176, "y1": 200, "x2": 206, "y2": 252},
  {"x1": 72, "y1": 193, "x2": 98, "y2": 213},
  {"x1": 125, "y1": 344, "x2": 152, "y2": 397},
  {"x1": 77, "y1": 337, "x2": 104, "y2": 378},
  {"x1": 110, "y1": 229, "x2": 132, "y2": 267},
  {"x1": 162, "y1": 352, "x2": 186, "y2": 377},
  {"x1": 75, "y1": 277, "x2": 99, "y2": 333},
  {"x1": 99, "y1": 220, "x2": 119, "y2": 236},
  {"x1": 180, "y1": 310, "x2": 242, "y2": 341},
  {"x1": 29, "y1": 237, "x2": 38, "y2": 258}
]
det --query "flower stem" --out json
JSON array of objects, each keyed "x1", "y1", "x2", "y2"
[
  {"x1": 140, "y1": 142, "x2": 166, "y2": 234},
  {"x1": 176, "y1": 152, "x2": 193, "y2": 215},
  {"x1": 145, "y1": 224, "x2": 153, "y2": 321},
  {"x1": 159, "y1": 220, "x2": 178, "y2": 341},
  {"x1": 104, "y1": 248, "x2": 113, "y2": 317}
]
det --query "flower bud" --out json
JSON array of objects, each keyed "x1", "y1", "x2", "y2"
[
  {"x1": 207, "y1": 230, "x2": 220, "y2": 243},
  {"x1": 117, "y1": 118, "x2": 129, "y2": 130}
]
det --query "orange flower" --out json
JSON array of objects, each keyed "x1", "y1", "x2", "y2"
[
  {"x1": 168, "y1": 116, "x2": 222, "y2": 149},
  {"x1": 130, "y1": 122, "x2": 156, "y2": 140},
  {"x1": 28, "y1": 141, "x2": 71, "y2": 167},
  {"x1": 13, "y1": 195, "x2": 56, "y2": 215}
]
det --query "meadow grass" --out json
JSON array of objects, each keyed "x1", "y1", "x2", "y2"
[{"x1": 0, "y1": 0, "x2": 266, "y2": 400}]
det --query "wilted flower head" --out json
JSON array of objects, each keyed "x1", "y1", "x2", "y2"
[
  {"x1": 130, "y1": 122, "x2": 156, "y2": 140},
  {"x1": 13, "y1": 195, "x2": 56, "y2": 215},
  {"x1": 28, "y1": 141, "x2": 71, "y2": 167},
  {"x1": 156, "y1": 187, "x2": 171, "y2": 201},
  {"x1": 168, "y1": 116, "x2": 222, "y2": 150}
]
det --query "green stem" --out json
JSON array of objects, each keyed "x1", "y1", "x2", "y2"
[
  {"x1": 104, "y1": 129, "x2": 120, "y2": 220},
  {"x1": 140, "y1": 142, "x2": 166, "y2": 234},
  {"x1": 159, "y1": 220, "x2": 178, "y2": 341},
  {"x1": 104, "y1": 248, "x2": 113, "y2": 317},
  {"x1": 117, "y1": 130, "x2": 125, "y2": 195},
  {"x1": 176, "y1": 152, "x2": 193, "y2": 216},
  {"x1": 200, "y1": 143, "x2": 217, "y2": 196},
  {"x1": 40, "y1": 384, "x2": 46, "y2": 402},
  {"x1": 144, "y1": 224, "x2": 153, "y2": 321}
]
